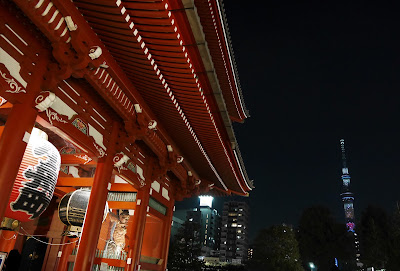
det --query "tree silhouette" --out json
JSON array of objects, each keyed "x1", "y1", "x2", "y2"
[
  {"x1": 358, "y1": 205, "x2": 390, "y2": 269},
  {"x1": 249, "y1": 224, "x2": 304, "y2": 271},
  {"x1": 297, "y1": 205, "x2": 356, "y2": 271},
  {"x1": 387, "y1": 204, "x2": 400, "y2": 270},
  {"x1": 167, "y1": 220, "x2": 203, "y2": 271}
]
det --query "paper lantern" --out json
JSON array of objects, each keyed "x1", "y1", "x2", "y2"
[{"x1": 5, "y1": 128, "x2": 61, "y2": 222}]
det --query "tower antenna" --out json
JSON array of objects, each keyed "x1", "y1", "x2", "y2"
[
  {"x1": 339, "y1": 139, "x2": 362, "y2": 267},
  {"x1": 340, "y1": 139, "x2": 347, "y2": 168}
]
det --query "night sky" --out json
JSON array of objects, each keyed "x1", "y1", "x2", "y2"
[{"x1": 177, "y1": 1, "x2": 400, "y2": 241}]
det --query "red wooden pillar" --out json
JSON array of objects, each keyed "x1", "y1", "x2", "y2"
[
  {"x1": 73, "y1": 123, "x2": 119, "y2": 271},
  {"x1": 0, "y1": 230, "x2": 17, "y2": 252},
  {"x1": 126, "y1": 187, "x2": 150, "y2": 271},
  {"x1": 0, "y1": 103, "x2": 37, "y2": 220},
  {"x1": 159, "y1": 199, "x2": 175, "y2": 271},
  {"x1": 56, "y1": 236, "x2": 77, "y2": 271}
]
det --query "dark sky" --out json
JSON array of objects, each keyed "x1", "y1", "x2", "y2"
[{"x1": 178, "y1": 1, "x2": 400, "y2": 241}]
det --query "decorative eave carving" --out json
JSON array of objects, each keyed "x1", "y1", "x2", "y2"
[
  {"x1": 35, "y1": 91, "x2": 56, "y2": 112},
  {"x1": 113, "y1": 152, "x2": 130, "y2": 173}
]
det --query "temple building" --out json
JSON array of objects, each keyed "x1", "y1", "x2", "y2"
[{"x1": 0, "y1": 0, "x2": 252, "y2": 270}]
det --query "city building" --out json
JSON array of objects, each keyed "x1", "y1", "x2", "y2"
[
  {"x1": 186, "y1": 196, "x2": 221, "y2": 257},
  {"x1": 247, "y1": 247, "x2": 254, "y2": 260},
  {"x1": 171, "y1": 215, "x2": 185, "y2": 240},
  {"x1": 0, "y1": 1, "x2": 252, "y2": 270},
  {"x1": 220, "y1": 201, "x2": 249, "y2": 264}
]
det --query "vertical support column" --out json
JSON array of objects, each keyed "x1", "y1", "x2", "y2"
[
  {"x1": 0, "y1": 230, "x2": 17, "y2": 252},
  {"x1": 0, "y1": 103, "x2": 37, "y2": 220},
  {"x1": 56, "y1": 236, "x2": 77, "y2": 271},
  {"x1": 73, "y1": 122, "x2": 119, "y2": 271},
  {"x1": 159, "y1": 199, "x2": 175, "y2": 271},
  {"x1": 126, "y1": 187, "x2": 150, "y2": 271}
]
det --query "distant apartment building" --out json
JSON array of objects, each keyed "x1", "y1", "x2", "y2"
[
  {"x1": 170, "y1": 215, "x2": 185, "y2": 240},
  {"x1": 171, "y1": 196, "x2": 221, "y2": 256},
  {"x1": 187, "y1": 196, "x2": 221, "y2": 256},
  {"x1": 220, "y1": 201, "x2": 249, "y2": 264}
]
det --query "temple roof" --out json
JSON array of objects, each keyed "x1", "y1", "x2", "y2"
[{"x1": 71, "y1": 0, "x2": 252, "y2": 195}]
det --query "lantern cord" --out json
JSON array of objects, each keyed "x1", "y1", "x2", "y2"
[
  {"x1": 1, "y1": 232, "x2": 17, "y2": 240},
  {"x1": 18, "y1": 227, "x2": 79, "y2": 246}
]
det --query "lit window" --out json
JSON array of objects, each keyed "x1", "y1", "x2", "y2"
[{"x1": 231, "y1": 223, "x2": 237, "y2": 227}]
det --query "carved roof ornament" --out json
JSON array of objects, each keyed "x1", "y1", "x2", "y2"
[
  {"x1": 35, "y1": 91, "x2": 56, "y2": 112},
  {"x1": 99, "y1": 62, "x2": 109, "y2": 68},
  {"x1": 0, "y1": 69, "x2": 26, "y2": 94},
  {"x1": 134, "y1": 104, "x2": 142, "y2": 113},
  {"x1": 148, "y1": 120, "x2": 157, "y2": 130},
  {"x1": 0, "y1": 96, "x2": 7, "y2": 107},
  {"x1": 166, "y1": 145, "x2": 173, "y2": 152},
  {"x1": 65, "y1": 16, "x2": 77, "y2": 31},
  {"x1": 113, "y1": 152, "x2": 130, "y2": 172},
  {"x1": 88, "y1": 46, "x2": 102, "y2": 60},
  {"x1": 93, "y1": 142, "x2": 106, "y2": 158},
  {"x1": 177, "y1": 156, "x2": 184, "y2": 163},
  {"x1": 74, "y1": 154, "x2": 92, "y2": 165}
]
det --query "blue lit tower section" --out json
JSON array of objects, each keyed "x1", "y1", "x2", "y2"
[{"x1": 340, "y1": 139, "x2": 356, "y2": 232}]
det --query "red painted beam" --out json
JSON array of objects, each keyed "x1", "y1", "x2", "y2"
[
  {"x1": 108, "y1": 201, "x2": 136, "y2": 210},
  {"x1": 57, "y1": 177, "x2": 94, "y2": 187},
  {"x1": 61, "y1": 154, "x2": 97, "y2": 166}
]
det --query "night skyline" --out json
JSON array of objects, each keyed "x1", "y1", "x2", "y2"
[{"x1": 178, "y1": 0, "x2": 400, "y2": 241}]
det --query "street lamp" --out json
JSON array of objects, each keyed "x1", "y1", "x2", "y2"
[{"x1": 309, "y1": 262, "x2": 316, "y2": 271}]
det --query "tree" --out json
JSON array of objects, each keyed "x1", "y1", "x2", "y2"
[
  {"x1": 387, "y1": 204, "x2": 400, "y2": 270},
  {"x1": 358, "y1": 205, "x2": 390, "y2": 269},
  {"x1": 249, "y1": 224, "x2": 304, "y2": 271},
  {"x1": 297, "y1": 205, "x2": 355, "y2": 271},
  {"x1": 167, "y1": 220, "x2": 203, "y2": 271}
]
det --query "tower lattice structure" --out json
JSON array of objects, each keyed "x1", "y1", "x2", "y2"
[
  {"x1": 340, "y1": 139, "x2": 356, "y2": 232},
  {"x1": 339, "y1": 139, "x2": 363, "y2": 268}
]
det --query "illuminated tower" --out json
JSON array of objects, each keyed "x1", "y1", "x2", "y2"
[{"x1": 340, "y1": 139, "x2": 356, "y2": 232}]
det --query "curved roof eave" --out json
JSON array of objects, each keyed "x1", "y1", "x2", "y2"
[{"x1": 182, "y1": 0, "x2": 253, "y2": 192}]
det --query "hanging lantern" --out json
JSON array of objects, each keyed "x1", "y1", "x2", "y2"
[
  {"x1": 4, "y1": 128, "x2": 61, "y2": 222},
  {"x1": 58, "y1": 189, "x2": 90, "y2": 228},
  {"x1": 58, "y1": 189, "x2": 108, "y2": 236}
]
